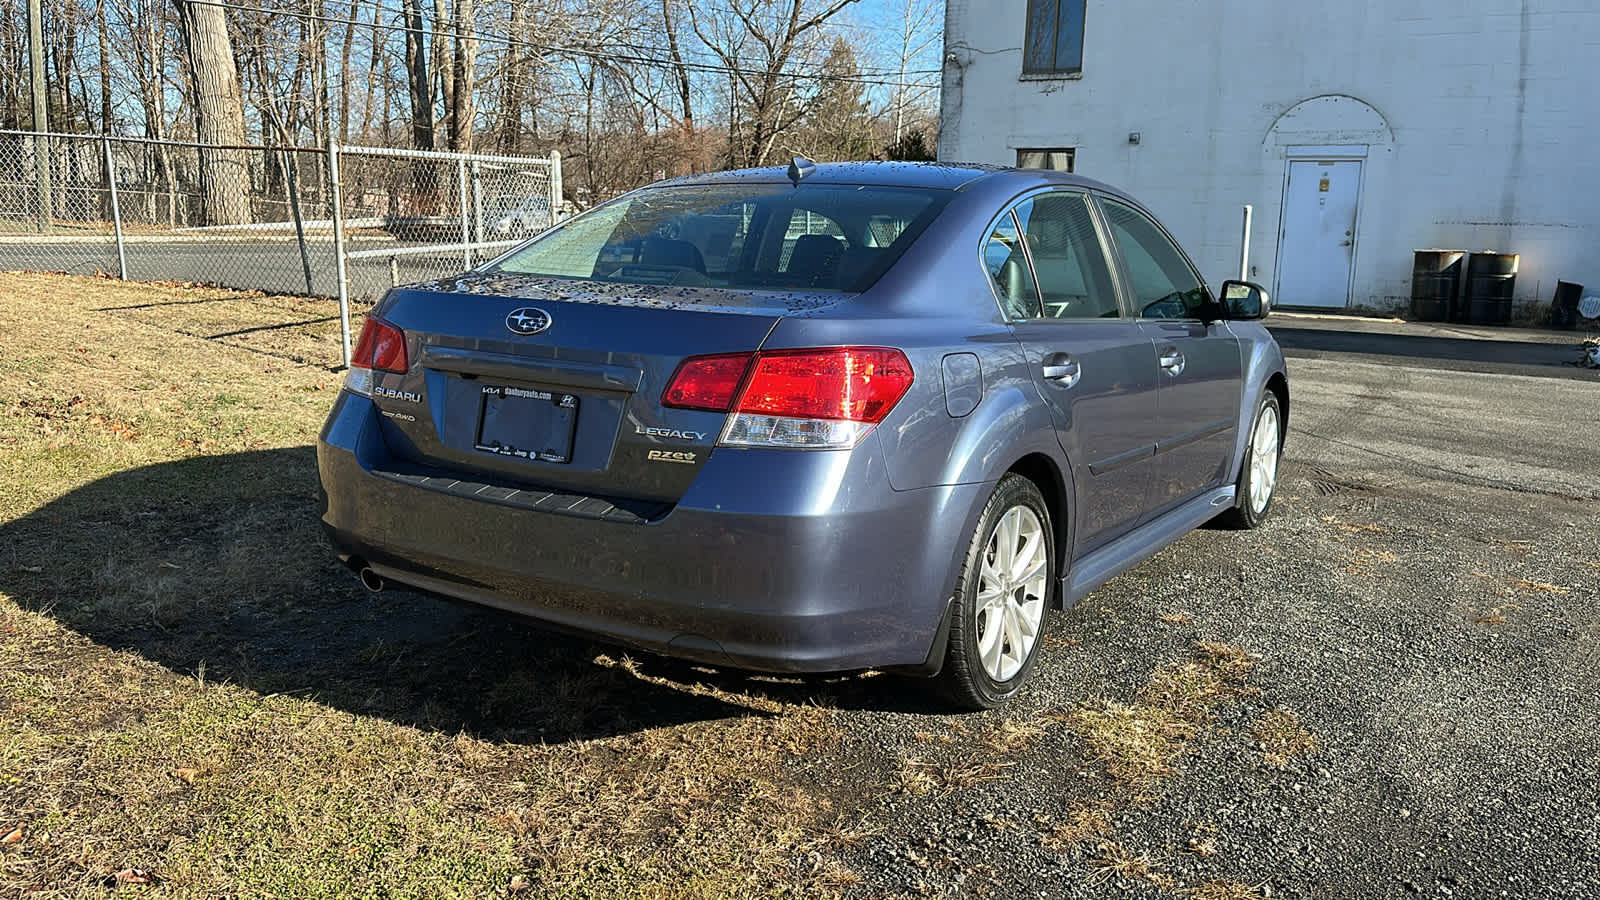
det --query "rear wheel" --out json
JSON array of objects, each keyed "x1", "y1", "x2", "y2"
[
  {"x1": 938, "y1": 474, "x2": 1053, "y2": 710},
  {"x1": 1219, "y1": 391, "x2": 1282, "y2": 529}
]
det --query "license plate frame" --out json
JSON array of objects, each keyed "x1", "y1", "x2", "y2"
[{"x1": 473, "y1": 384, "x2": 579, "y2": 464}]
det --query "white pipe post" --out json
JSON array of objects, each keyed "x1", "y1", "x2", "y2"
[
  {"x1": 471, "y1": 160, "x2": 484, "y2": 248},
  {"x1": 457, "y1": 158, "x2": 472, "y2": 269},
  {"x1": 102, "y1": 136, "x2": 127, "y2": 279},
  {"x1": 548, "y1": 150, "x2": 562, "y2": 225},
  {"x1": 1239, "y1": 204, "x2": 1253, "y2": 281},
  {"x1": 328, "y1": 136, "x2": 353, "y2": 368}
]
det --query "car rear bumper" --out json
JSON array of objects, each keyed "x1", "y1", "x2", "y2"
[{"x1": 317, "y1": 392, "x2": 988, "y2": 673}]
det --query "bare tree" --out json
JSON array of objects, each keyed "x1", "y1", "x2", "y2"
[
  {"x1": 886, "y1": 0, "x2": 939, "y2": 145},
  {"x1": 431, "y1": 0, "x2": 452, "y2": 133},
  {"x1": 173, "y1": 0, "x2": 251, "y2": 224},
  {"x1": 447, "y1": 0, "x2": 474, "y2": 152},
  {"x1": 400, "y1": 0, "x2": 434, "y2": 151},
  {"x1": 689, "y1": 0, "x2": 860, "y2": 167},
  {"x1": 36, "y1": 0, "x2": 938, "y2": 219},
  {"x1": 661, "y1": 0, "x2": 699, "y2": 173}
]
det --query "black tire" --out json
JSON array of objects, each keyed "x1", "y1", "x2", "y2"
[
  {"x1": 937, "y1": 473, "x2": 1054, "y2": 710},
  {"x1": 1218, "y1": 391, "x2": 1283, "y2": 530}
]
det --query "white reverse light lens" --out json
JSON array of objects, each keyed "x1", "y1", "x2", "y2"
[
  {"x1": 343, "y1": 366, "x2": 374, "y2": 398},
  {"x1": 719, "y1": 413, "x2": 874, "y2": 449}
]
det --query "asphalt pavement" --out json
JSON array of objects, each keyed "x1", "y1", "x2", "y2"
[
  {"x1": 0, "y1": 237, "x2": 456, "y2": 301},
  {"x1": 834, "y1": 338, "x2": 1600, "y2": 897},
  {"x1": 1269, "y1": 311, "x2": 1599, "y2": 380}
]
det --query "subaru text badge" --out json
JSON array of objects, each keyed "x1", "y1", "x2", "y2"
[{"x1": 506, "y1": 307, "x2": 552, "y2": 335}]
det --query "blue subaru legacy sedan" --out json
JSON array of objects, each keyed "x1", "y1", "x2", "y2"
[{"x1": 318, "y1": 161, "x2": 1287, "y2": 708}]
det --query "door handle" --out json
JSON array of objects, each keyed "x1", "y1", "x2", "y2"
[
  {"x1": 1158, "y1": 348, "x2": 1186, "y2": 376},
  {"x1": 1041, "y1": 355, "x2": 1082, "y2": 388}
]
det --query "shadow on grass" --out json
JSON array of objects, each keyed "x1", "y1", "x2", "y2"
[{"x1": 1, "y1": 448, "x2": 936, "y2": 745}]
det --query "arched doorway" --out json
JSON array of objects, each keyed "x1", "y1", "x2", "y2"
[{"x1": 1265, "y1": 95, "x2": 1393, "y2": 308}]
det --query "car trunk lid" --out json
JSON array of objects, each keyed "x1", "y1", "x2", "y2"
[{"x1": 365, "y1": 275, "x2": 830, "y2": 505}]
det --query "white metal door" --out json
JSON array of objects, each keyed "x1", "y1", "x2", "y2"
[{"x1": 1276, "y1": 159, "x2": 1361, "y2": 308}]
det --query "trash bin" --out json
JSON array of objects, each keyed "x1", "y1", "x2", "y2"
[
  {"x1": 1548, "y1": 281, "x2": 1584, "y2": 330},
  {"x1": 1410, "y1": 250, "x2": 1463, "y2": 322},
  {"x1": 1463, "y1": 252, "x2": 1518, "y2": 325}
]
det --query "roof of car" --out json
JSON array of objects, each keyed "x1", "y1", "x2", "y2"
[{"x1": 653, "y1": 160, "x2": 1122, "y2": 194}]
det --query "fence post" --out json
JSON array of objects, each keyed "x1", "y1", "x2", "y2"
[
  {"x1": 328, "y1": 136, "x2": 353, "y2": 369},
  {"x1": 457, "y1": 158, "x2": 472, "y2": 269},
  {"x1": 33, "y1": 132, "x2": 51, "y2": 232},
  {"x1": 280, "y1": 148, "x2": 315, "y2": 296},
  {"x1": 102, "y1": 136, "x2": 127, "y2": 279},
  {"x1": 548, "y1": 150, "x2": 562, "y2": 225},
  {"x1": 470, "y1": 160, "x2": 484, "y2": 248}
]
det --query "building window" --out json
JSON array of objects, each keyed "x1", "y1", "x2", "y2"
[
  {"x1": 1024, "y1": 0, "x2": 1086, "y2": 75},
  {"x1": 1016, "y1": 148, "x2": 1075, "y2": 172}
]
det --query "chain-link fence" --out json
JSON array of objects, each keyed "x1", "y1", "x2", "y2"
[
  {"x1": 336, "y1": 145, "x2": 561, "y2": 305},
  {"x1": 0, "y1": 130, "x2": 338, "y2": 295},
  {"x1": 0, "y1": 130, "x2": 562, "y2": 365}
]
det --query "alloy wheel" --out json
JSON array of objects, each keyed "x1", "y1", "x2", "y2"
[
  {"x1": 1249, "y1": 403, "x2": 1281, "y2": 515},
  {"x1": 974, "y1": 505, "x2": 1048, "y2": 682}
]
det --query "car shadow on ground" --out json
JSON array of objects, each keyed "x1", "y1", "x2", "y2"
[
  {"x1": 1, "y1": 448, "x2": 939, "y2": 746},
  {"x1": 1268, "y1": 325, "x2": 1588, "y2": 377}
]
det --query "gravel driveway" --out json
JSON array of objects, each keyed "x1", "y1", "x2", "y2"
[{"x1": 824, "y1": 353, "x2": 1600, "y2": 898}]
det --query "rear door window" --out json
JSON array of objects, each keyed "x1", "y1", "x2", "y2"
[{"x1": 1013, "y1": 193, "x2": 1121, "y2": 319}]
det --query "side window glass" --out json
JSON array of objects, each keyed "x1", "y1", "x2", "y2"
[
  {"x1": 1016, "y1": 192, "x2": 1120, "y2": 319},
  {"x1": 983, "y1": 209, "x2": 1041, "y2": 319},
  {"x1": 1100, "y1": 198, "x2": 1209, "y2": 319}
]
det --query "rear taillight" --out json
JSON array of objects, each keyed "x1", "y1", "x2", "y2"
[
  {"x1": 343, "y1": 316, "x2": 409, "y2": 397},
  {"x1": 663, "y1": 347, "x2": 914, "y2": 449},
  {"x1": 661, "y1": 353, "x2": 755, "y2": 412}
]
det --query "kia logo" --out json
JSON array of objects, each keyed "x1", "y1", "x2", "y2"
[{"x1": 505, "y1": 307, "x2": 552, "y2": 335}]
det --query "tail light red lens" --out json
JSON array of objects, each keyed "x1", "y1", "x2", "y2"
[
  {"x1": 661, "y1": 347, "x2": 914, "y2": 425},
  {"x1": 350, "y1": 316, "x2": 409, "y2": 374},
  {"x1": 662, "y1": 353, "x2": 755, "y2": 412},
  {"x1": 738, "y1": 348, "x2": 914, "y2": 423}
]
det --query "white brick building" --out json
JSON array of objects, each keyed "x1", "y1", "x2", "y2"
[{"x1": 938, "y1": 0, "x2": 1600, "y2": 314}]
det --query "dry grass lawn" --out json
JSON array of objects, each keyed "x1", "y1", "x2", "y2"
[{"x1": 0, "y1": 273, "x2": 851, "y2": 897}]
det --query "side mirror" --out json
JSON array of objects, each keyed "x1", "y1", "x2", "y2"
[{"x1": 1221, "y1": 280, "x2": 1271, "y2": 320}]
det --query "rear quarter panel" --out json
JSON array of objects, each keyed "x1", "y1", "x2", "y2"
[{"x1": 761, "y1": 182, "x2": 1082, "y2": 603}]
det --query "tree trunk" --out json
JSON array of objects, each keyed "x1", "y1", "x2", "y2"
[
  {"x1": 98, "y1": 3, "x2": 112, "y2": 132},
  {"x1": 496, "y1": 0, "x2": 522, "y2": 152},
  {"x1": 361, "y1": 0, "x2": 382, "y2": 141},
  {"x1": 400, "y1": 0, "x2": 434, "y2": 151},
  {"x1": 662, "y1": 0, "x2": 697, "y2": 174},
  {"x1": 399, "y1": 0, "x2": 437, "y2": 208},
  {"x1": 338, "y1": 0, "x2": 358, "y2": 144},
  {"x1": 447, "y1": 0, "x2": 474, "y2": 153},
  {"x1": 174, "y1": 0, "x2": 251, "y2": 225},
  {"x1": 431, "y1": 0, "x2": 452, "y2": 136}
]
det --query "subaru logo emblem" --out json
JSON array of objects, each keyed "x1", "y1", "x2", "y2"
[{"x1": 505, "y1": 307, "x2": 551, "y2": 336}]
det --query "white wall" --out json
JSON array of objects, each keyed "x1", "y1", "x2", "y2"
[{"x1": 939, "y1": 0, "x2": 1600, "y2": 313}]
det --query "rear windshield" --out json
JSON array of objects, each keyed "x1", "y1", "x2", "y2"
[{"x1": 489, "y1": 183, "x2": 950, "y2": 293}]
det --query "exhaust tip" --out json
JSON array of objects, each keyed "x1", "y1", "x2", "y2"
[{"x1": 358, "y1": 567, "x2": 385, "y2": 593}]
